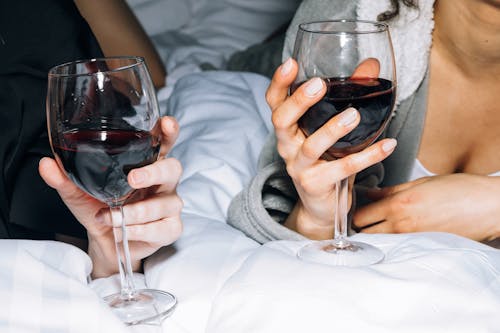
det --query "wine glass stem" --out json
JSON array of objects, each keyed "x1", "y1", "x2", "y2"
[
  {"x1": 110, "y1": 204, "x2": 137, "y2": 299},
  {"x1": 333, "y1": 177, "x2": 350, "y2": 248}
]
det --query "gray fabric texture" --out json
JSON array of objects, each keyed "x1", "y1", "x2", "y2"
[
  {"x1": 227, "y1": 0, "x2": 431, "y2": 243},
  {"x1": 226, "y1": 29, "x2": 287, "y2": 79}
]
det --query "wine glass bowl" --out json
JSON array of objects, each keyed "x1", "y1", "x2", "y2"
[
  {"x1": 293, "y1": 74, "x2": 395, "y2": 160},
  {"x1": 46, "y1": 56, "x2": 176, "y2": 324},
  {"x1": 51, "y1": 126, "x2": 161, "y2": 205},
  {"x1": 292, "y1": 20, "x2": 397, "y2": 266},
  {"x1": 47, "y1": 57, "x2": 161, "y2": 205}
]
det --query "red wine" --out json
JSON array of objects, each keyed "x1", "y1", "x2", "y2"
[
  {"x1": 53, "y1": 129, "x2": 160, "y2": 204},
  {"x1": 293, "y1": 77, "x2": 395, "y2": 159}
]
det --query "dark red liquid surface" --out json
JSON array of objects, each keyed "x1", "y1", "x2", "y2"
[
  {"x1": 53, "y1": 129, "x2": 160, "y2": 204},
  {"x1": 293, "y1": 77, "x2": 395, "y2": 159}
]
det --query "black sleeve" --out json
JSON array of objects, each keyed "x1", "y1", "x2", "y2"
[{"x1": 0, "y1": 0, "x2": 103, "y2": 239}]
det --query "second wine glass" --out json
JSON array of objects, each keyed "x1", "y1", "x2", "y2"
[
  {"x1": 46, "y1": 56, "x2": 176, "y2": 324},
  {"x1": 292, "y1": 20, "x2": 397, "y2": 266}
]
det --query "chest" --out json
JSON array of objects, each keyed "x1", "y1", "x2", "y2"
[{"x1": 419, "y1": 54, "x2": 500, "y2": 175}]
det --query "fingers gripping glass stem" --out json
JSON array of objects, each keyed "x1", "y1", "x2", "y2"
[
  {"x1": 47, "y1": 56, "x2": 176, "y2": 324},
  {"x1": 293, "y1": 20, "x2": 394, "y2": 266}
]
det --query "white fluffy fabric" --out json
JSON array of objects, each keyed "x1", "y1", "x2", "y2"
[{"x1": 357, "y1": 0, "x2": 435, "y2": 105}]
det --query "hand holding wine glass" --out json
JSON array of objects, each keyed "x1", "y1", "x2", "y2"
[
  {"x1": 272, "y1": 20, "x2": 397, "y2": 266},
  {"x1": 39, "y1": 115, "x2": 183, "y2": 277},
  {"x1": 269, "y1": 60, "x2": 392, "y2": 235},
  {"x1": 43, "y1": 56, "x2": 181, "y2": 324}
]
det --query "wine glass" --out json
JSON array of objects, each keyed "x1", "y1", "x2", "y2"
[
  {"x1": 292, "y1": 20, "x2": 397, "y2": 266},
  {"x1": 46, "y1": 56, "x2": 176, "y2": 324}
]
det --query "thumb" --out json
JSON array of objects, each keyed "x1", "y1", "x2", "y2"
[
  {"x1": 38, "y1": 157, "x2": 108, "y2": 232},
  {"x1": 39, "y1": 157, "x2": 70, "y2": 190},
  {"x1": 38, "y1": 157, "x2": 85, "y2": 202}
]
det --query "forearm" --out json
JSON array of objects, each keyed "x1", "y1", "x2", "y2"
[
  {"x1": 486, "y1": 177, "x2": 500, "y2": 242},
  {"x1": 75, "y1": 0, "x2": 166, "y2": 88}
]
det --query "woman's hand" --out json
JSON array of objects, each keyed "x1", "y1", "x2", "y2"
[
  {"x1": 353, "y1": 173, "x2": 500, "y2": 242},
  {"x1": 268, "y1": 58, "x2": 397, "y2": 240},
  {"x1": 39, "y1": 116, "x2": 183, "y2": 278}
]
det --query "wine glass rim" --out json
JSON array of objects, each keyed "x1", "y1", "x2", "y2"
[
  {"x1": 298, "y1": 19, "x2": 389, "y2": 34},
  {"x1": 48, "y1": 55, "x2": 146, "y2": 77}
]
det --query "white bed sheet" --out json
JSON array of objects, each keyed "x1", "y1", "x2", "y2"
[
  {"x1": 127, "y1": 0, "x2": 301, "y2": 74},
  {"x1": 2, "y1": 71, "x2": 500, "y2": 332},
  {"x1": 0, "y1": 240, "x2": 125, "y2": 332},
  {"x1": 148, "y1": 72, "x2": 500, "y2": 333}
]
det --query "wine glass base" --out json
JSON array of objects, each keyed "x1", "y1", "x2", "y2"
[
  {"x1": 297, "y1": 240, "x2": 384, "y2": 267},
  {"x1": 104, "y1": 289, "x2": 177, "y2": 326}
]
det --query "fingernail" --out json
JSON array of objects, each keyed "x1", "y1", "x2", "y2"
[
  {"x1": 382, "y1": 138, "x2": 397, "y2": 152},
  {"x1": 338, "y1": 108, "x2": 358, "y2": 126},
  {"x1": 131, "y1": 170, "x2": 146, "y2": 184},
  {"x1": 305, "y1": 77, "x2": 324, "y2": 96},
  {"x1": 281, "y1": 57, "x2": 293, "y2": 75}
]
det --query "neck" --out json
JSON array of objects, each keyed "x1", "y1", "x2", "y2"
[{"x1": 433, "y1": 0, "x2": 500, "y2": 78}]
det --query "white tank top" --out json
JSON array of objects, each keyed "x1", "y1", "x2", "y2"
[{"x1": 409, "y1": 159, "x2": 500, "y2": 181}]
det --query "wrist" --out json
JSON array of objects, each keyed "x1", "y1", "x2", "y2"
[
  {"x1": 87, "y1": 236, "x2": 116, "y2": 279},
  {"x1": 87, "y1": 235, "x2": 141, "y2": 279},
  {"x1": 284, "y1": 203, "x2": 334, "y2": 240}
]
